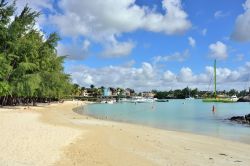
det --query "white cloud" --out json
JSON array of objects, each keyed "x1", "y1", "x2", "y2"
[
  {"x1": 50, "y1": 0, "x2": 191, "y2": 37},
  {"x1": 122, "y1": 60, "x2": 136, "y2": 67},
  {"x1": 202, "y1": 28, "x2": 207, "y2": 36},
  {"x1": 188, "y1": 37, "x2": 196, "y2": 47},
  {"x1": 67, "y1": 62, "x2": 160, "y2": 91},
  {"x1": 102, "y1": 38, "x2": 135, "y2": 58},
  {"x1": 209, "y1": 41, "x2": 228, "y2": 60},
  {"x1": 163, "y1": 70, "x2": 176, "y2": 82},
  {"x1": 231, "y1": 0, "x2": 250, "y2": 41},
  {"x1": 153, "y1": 49, "x2": 189, "y2": 63},
  {"x1": 66, "y1": 61, "x2": 250, "y2": 91},
  {"x1": 47, "y1": 0, "x2": 191, "y2": 57},
  {"x1": 83, "y1": 40, "x2": 91, "y2": 51},
  {"x1": 214, "y1": 10, "x2": 230, "y2": 19},
  {"x1": 12, "y1": 0, "x2": 53, "y2": 12},
  {"x1": 12, "y1": 0, "x2": 191, "y2": 58},
  {"x1": 178, "y1": 67, "x2": 196, "y2": 82},
  {"x1": 57, "y1": 39, "x2": 90, "y2": 60}
]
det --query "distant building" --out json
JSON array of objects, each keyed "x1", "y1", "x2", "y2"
[
  {"x1": 82, "y1": 89, "x2": 89, "y2": 97},
  {"x1": 103, "y1": 88, "x2": 112, "y2": 97},
  {"x1": 109, "y1": 88, "x2": 117, "y2": 96},
  {"x1": 141, "y1": 92, "x2": 155, "y2": 98},
  {"x1": 125, "y1": 88, "x2": 135, "y2": 97},
  {"x1": 82, "y1": 88, "x2": 94, "y2": 97}
]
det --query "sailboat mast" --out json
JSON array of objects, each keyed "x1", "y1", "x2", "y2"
[{"x1": 214, "y1": 59, "x2": 217, "y2": 98}]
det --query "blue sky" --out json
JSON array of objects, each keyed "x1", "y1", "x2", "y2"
[{"x1": 16, "y1": 0, "x2": 250, "y2": 91}]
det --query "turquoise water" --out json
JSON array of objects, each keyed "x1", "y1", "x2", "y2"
[{"x1": 79, "y1": 99, "x2": 250, "y2": 144}]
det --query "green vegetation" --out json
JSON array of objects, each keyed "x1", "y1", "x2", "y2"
[
  {"x1": 0, "y1": 1, "x2": 72, "y2": 106},
  {"x1": 153, "y1": 87, "x2": 198, "y2": 99},
  {"x1": 153, "y1": 87, "x2": 248, "y2": 99}
]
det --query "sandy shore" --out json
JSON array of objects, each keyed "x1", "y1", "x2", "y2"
[{"x1": 1, "y1": 101, "x2": 250, "y2": 166}]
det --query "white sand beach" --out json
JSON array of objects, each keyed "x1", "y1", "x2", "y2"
[
  {"x1": 0, "y1": 105, "x2": 81, "y2": 166},
  {"x1": 0, "y1": 101, "x2": 250, "y2": 166}
]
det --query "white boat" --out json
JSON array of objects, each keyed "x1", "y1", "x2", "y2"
[
  {"x1": 101, "y1": 99, "x2": 116, "y2": 104},
  {"x1": 185, "y1": 96, "x2": 194, "y2": 100},
  {"x1": 138, "y1": 98, "x2": 154, "y2": 103},
  {"x1": 132, "y1": 97, "x2": 155, "y2": 103},
  {"x1": 156, "y1": 99, "x2": 169, "y2": 102},
  {"x1": 107, "y1": 100, "x2": 114, "y2": 104},
  {"x1": 230, "y1": 95, "x2": 239, "y2": 102},
  {"x1": 185, "y1": 87, "x2": 194, "y2": 100},
  {"x1": 120, "y1": 98, "x2": 131, "y2": 102}
]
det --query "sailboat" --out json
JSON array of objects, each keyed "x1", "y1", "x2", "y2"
[
  {"x1": 185, "y1": 96, "x2": 194, "y2": 100},
  {"x1": 202, "y1": 60, "x2": 237, "y2": 103},
  {"x1": 185, "y1": 87, "x2": 194, "y2": 100}
]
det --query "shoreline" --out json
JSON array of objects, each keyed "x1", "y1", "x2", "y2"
[
  {"x1": 1, "y1": 101, "x2": 250, "y2": 166},
  {"x1": 75, "y1": 102, "x2": 250, "y2": 145}
]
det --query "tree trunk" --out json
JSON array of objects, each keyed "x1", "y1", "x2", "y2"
[
  {"x1": 33, "y1": 98, "x2": 37, "y2": 106},
  {"x1": 2, "y1": 96, "x2": 6, "y2": 106}
]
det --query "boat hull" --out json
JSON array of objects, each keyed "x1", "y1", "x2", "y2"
[{"x1": 156, "y1": 99, "x2": 169, "y2": 102}]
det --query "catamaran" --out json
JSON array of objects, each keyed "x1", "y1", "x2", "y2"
[{"x1": 202, "y1": 60, "x2": 238, "y2": 103}]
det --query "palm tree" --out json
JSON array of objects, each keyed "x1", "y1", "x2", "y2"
[{"x1": 90, "y1": 84, "x2": 95, "y2": 89}]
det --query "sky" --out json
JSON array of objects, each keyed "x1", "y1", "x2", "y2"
[{"x1": 13, "y1": 0, "x2": 250, "y2": 91}]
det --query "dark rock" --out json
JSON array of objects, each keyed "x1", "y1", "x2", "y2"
[
  {"x1": 230, "y1": 116, "x2": 245, "y2": 121},
  {"x1": 229, "y1": 114, "x2": 250, "y2": 125},
  {"x1": 238, "y1": 96, "x2": 250, "y2": 102},
  {"x1": 245, "y1": 114, "x2": 250, "y2": 122},
  {"x1": 238, "y1": 98, "x2": 246, "y2": 102}
]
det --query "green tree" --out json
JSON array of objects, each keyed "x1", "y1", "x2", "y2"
[
  {"x1": 0, "y1": 1, "x2": 73, "y2": 106},
  {"x1": 90, "y1": 84, "x2": 95, "y2": 89}
]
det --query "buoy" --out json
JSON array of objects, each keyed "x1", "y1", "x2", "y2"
[{"x1": 212, "y1": 105, "x2": 216, "y2": 112}]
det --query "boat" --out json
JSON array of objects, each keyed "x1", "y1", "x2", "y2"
[
  {"x1": 202, "y1": 98, "x2": 235, "y2": 103},
  {"x1": 136, "y1": 98, "x2": 154, "y2": 103},
  {"x1": 202, "y1": 60, "x2": 237, "y2": 103},
  {"x1": 155, "y1": 99, "x2": 169, "y2": 102},
  {"x1": 230, "y1": 95, "x2": 239, "y2": 102},
  {"x1": 100, "y1": 99, "x2": 116, "y2": 104},
  {"x1": 107, "y1": 100, "x2": 114, "y2": 104},
  {"x1": 129, "y1": 96, "x2": 155, "y2": 103},
  {"x1": 185, "y1": 96, "x2": 194, "y2": 100},
  {"x1": 119, "y1": 98, "x2": 129, "y2": 102},
  {"x1": 185, "y1": 87, "x2": 194, "y2": 100}
]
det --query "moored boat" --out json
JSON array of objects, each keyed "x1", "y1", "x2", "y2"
[
  {"x1": 185, "y1": 97, "x2": 194, "y2": 100},
  {"x1": 230, "y1": 95, "x2": 239, "y2": 102},
  {"x1": 156, "y1": 99, "x2": 169, "y2": 102},
  {"x1": 100, "y1": 99, "x2": 116, "y2": 104},
  {"x1": 129, "y1": 96, "x2": 155, "y2": 103},
  {"x1": 202, "y1": 98, "x2": 235, "y2": 103},
  {"x1": 202, "y1": 60, "x2": 238, "y2": 103}
]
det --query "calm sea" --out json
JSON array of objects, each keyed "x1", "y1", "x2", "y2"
[{"x1": 78, "y1": 99, "x2": 250, "y2": 144}]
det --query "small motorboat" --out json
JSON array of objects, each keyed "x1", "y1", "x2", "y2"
[
  {"x1": 155, "y1": 99, "x2": 169, "y2": 102},
  {"x1": 230, "y1": 95, "x2": 239, "y2": 102}
]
